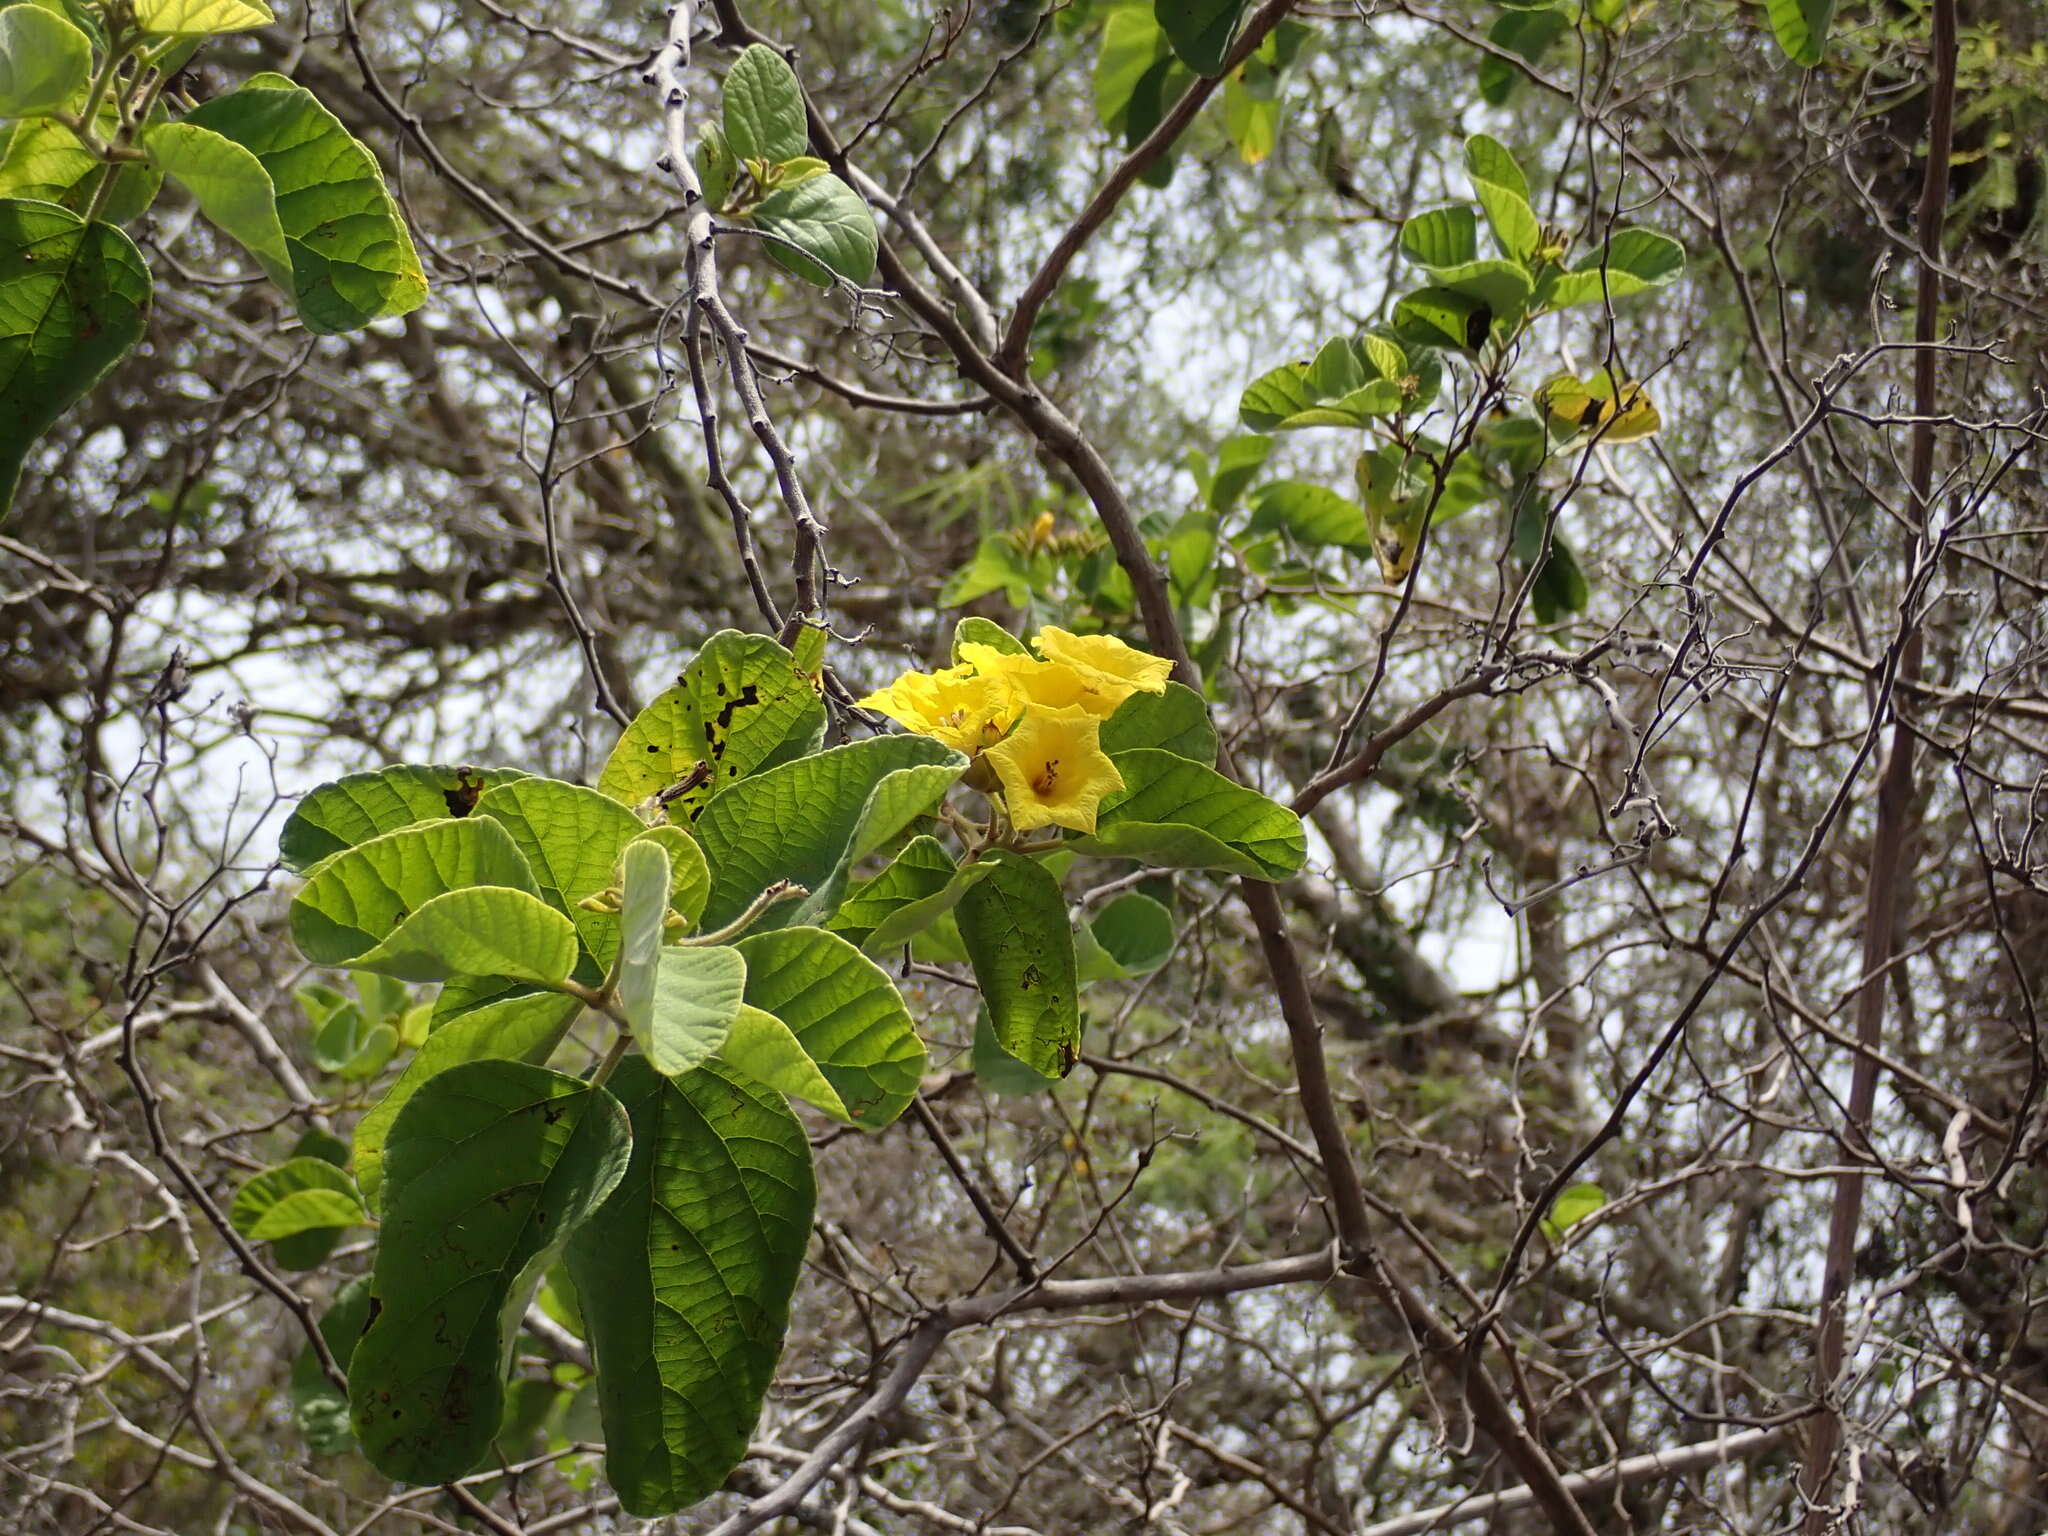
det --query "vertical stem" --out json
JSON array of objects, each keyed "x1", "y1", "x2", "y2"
[{"x1": 1795, "y1": 1, "x2": 1956, "y2": 1525}]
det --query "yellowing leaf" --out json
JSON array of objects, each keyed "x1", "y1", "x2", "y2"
[
  {"x1": 132, "y1": 0, "x2": 275, "y2": 37},
  {"x1": 1536, "y1": 369, "x2": 1661, "y2": 444}
]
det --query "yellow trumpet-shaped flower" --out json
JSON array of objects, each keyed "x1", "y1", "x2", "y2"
[
  {"x1": 960, "y1": 643, "x2": 1133, "y2": 719},
  {"x1": 1033, "y1": 626, "x2": 1173, "y2": 697},
  {"x1": 983, "y1": 705, "x2": 1126, "y2": 834},
  {"x1": 859, "y1": 664, "x2": 1018, "y2": 753}
]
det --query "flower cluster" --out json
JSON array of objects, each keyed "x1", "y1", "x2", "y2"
[{"x1": 860, "y1": 626, "x2": 1172, "y2": 834}]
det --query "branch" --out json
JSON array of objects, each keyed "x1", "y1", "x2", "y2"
[{"x1": 1796, "y1": 2, "x2": 1956, "y2": 1525}]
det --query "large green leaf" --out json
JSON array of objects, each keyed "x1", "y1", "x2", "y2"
[
  {"x1": 1074, "y1": 750, "x2": 1306, "y2": 879},
  {"x1": 829, "y1": 834, "x2": 971, "y2": 951},
  {"x1": 132, "y1": 0, "x2": 273, "y2": 35},
  {"x1": 349, "y1": 1060, "x2": 631, "y2": 1485},
  {"x1": 1156, "y1": 0, "x2": 1248, "y2": 75},
  {"x1": 1095, "y1": 4, "x2": 1170, "y2": 135},
  {"x1": 279, "y1": 763, "x2": 529, "y2": 873},
  {"x1": 0, "y1": 5, "x2": 91, "y2": 117},
  {"x1": 229, "y1": 1157, "x2": 368, "y2": 1242},
  {"x1": 735, "y1": 924, "x2": 925, "y2": 1127},
  {"x1": 0, "y1": 116, "x2": 162, "y2": 223},
  {"x1": 565, "y1": 1057, "x2": 814, "y2": 1517},
  {"x1": 476, "y1": 776, "x2": 645, "y2": 963},
  {"x1": 1480, "y1": 8, "x2": 1566, "y2": 105},
  {"x1": 354, "y1": 989, "x2": 582, "y2": 1214},
  {"x1": 719, "y1": 1003, "x2": 849, "y2": 1121},
  {"x1": 633, "y1": 945, "x2": 748, "y2": 1079},
  {"x1": 1091, "y1": 891, "x2": 1176, "y2": 974},
  {"x1": 722, "y1": 44, "x2": 809, "y2": 163},
  {"x1": 1238, "y1": 337, "x2": 1410, "y2": 431},
  {"x1": 754, "y1": 171, "x2": 876, "y2": 288},
  {"x1": 1400, "y1": 205, "x2": 1478, "y2": 268},
  {"x1": 597, "y1": 630, "x2": 825, "y2": 821},
  {"x1": 1465, "y1": 136, "x2": 1539, "y2": 262},
  {"x1": 290, "y1": 1276, "x2": 370, "y2": 1456},
  {"x1": 1247, "y1": 480, "x2": 1374, "y2": 552},
  {"x1": 181, "y1": 74, "x2": 426, "y2": 334},
  {"x1": 694, "y1": 733, "x2": 967, "y2": 932},
  {"x1": 629, "y1": 824, "x2": 713, "y2": 930},
  {"x1": 1098, "y1": 680, "x2": 1218, "y2": 765},
  {"x1": 614, "y1": 838, "x2": 670, "y2": 1039},
  {"x1": 1766, "y1": 0, "x2": 1833, "y2": 66},
  {"x1": 0, "y1": 199, "x2": 150, "y2": 512},
  {"x1": 288, "y1": 816, "x2": 538, "y2": 966},
  {"x1": 143, "y1": 122, "x2": 293, "y2": 290},
  {"x1": 1542, "y1": 229, "x2": 1686, "y2": 309},
  {"x1": 955, "y1": 850, "x2": 1079, "y2": 1081},
  {"x1": 348, "y1": 886, "x2": 580, "y2": 986},
  {"x1": 972, "y1": 1005, "x2": 1063, "y2": 1095}
]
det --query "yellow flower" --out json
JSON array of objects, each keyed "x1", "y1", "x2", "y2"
[
  {"x1": 859, "y1": 664, "x2": 1017, "y2": 753},
  {"x1": 983, "y1": 705, "x2": 1126, "y2": 834},
  {"x1": 1033, "y1": 627, "x2": 1173, "y2": 697},
  {"x1": 960, "y1": 643, "x2": 1133, "y2": 719}
]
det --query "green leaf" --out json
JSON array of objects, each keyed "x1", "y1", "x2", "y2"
[
  {"x1": 288, "y1": 816, "x2": 538, "y2": 966},
  {"x1": 230, "y1": 1158, "x2": 368, "y2": 1243},
  {"x1": 828, "y1": 834, "x2": 961, "y2": 950},
  {"x1": 693, "y1": 733, "x2": 967, "y2": 932},
  {"x1": 736, "y1": 924, "x2": 925, "y2": 1127},
  {"x1": 629, "y1": 824, "x2": 713, "y2": 931},
  {"x1": 1238, "y1": 360, "x2": 1403, "y2": 431},
  {"x1": 565, "y1": 1056, "x2": 814, "y2": 1518},
  {"x1": 634, "y1": 944, "x2": 747, "y2": 1079},
  {"x1": 0, "y1": 5, "x2": 90, "y2": 117},
  {"x1": 181, "y1": 74, "x2": 426, "y2": 334},
  {"x1": 349, "y1": 886, "x2": 580, "y2": 986},
  {"x1": 1222, "y1": 67, "x2": 1280, "y2": 164},
  {"x1": 1393, "y1": 285, "x2": 1491, "y2": 352},
  {"x1": 1247, "y1": 480, "x2": 1373, "y2": 552},
  {"x1": 955, "y1": 850, "x2": 1079, "y2": 1081},
  {"x1": 1400, "y1": 205, "x2": 1478, "y2": 268},
  {"x1": 132, "y1": 0, "x2": 273, "y2": 34},
  {"x1": 1075, "y1": 750, "x2": 1306, "y2": 879},
  {"x1": 1097, "y1": 680, "x2": 1217, "y2": 765},
  {"x1": 1418, "y1": 258, "x2": 1533, "y2": 321},
  {"x1": 952, "y1": 615, "x2": 1028, "y2": 662},
  {"x1": 1092, "y1": 891, "x2": 1176, "y2": 974},
  {"x1": 291, "y1": 1276, "x2": 370, "y2": 1456},
  {"x1": 597, "y1": 630, "x2": 825, "y2": 822},
  {"x1": 349, "y1": 1060, "x2": 631, "y2": 1486},
  {"x1": 1156, "y1": 0, "x2": 1248, "y2": 75},
  {"x1": 1543, "y1": 229, "x2": 1685, "y2": 308},
  {"x1": 1206, "y1": 433, "x2": 1272, "y2": 513},
  {"x1": 354, "y1": 989, "x2": 583, "y2": 1214},
  {"x1": 1463, "y1": 133, "x2": 1529, "y2": 200},
  {"x1": 1541, "y1": 1182, "x2": 1606, "y2": 1240},
  {"x1": 279, "y1": 763, "x2": 528, "y2": 873},
  {"x1": 475, "y1": 776, "x2": 646, "y2": 964},
  {"x1": 614, "y1": 838, "x2": 671, "y2": 1041},
  {"x1": 940, "y1": 530, "x2": 1035, "y2": 607},
  {"x1": 0, "y1": 199, "x2": 150, "y2": 513},
  {"x1": 753, "y1": 170, "x2": 877, "y2": 287},
  {"x1": 719, "y1": 1004, "x2": 850, "y2": 1121},
  {"x1": 973, "y1": 1004, "x2": 1063, "y2": 1096},
  {"x1": 1766, "y1": 0, "x2": 1833, "y2": 66},
  {"x1": 1095, "y1": 4, "x2": 1169, "y2": 135},
  {"x1": 1480, "y1": 8, "x2": 1566, "y2": 105},
  {"x1": 142, "y1": 122, "x2": 293, "y2": 290},
  {"x1": 0, "y1": 117, "x2": 162, "y2": 224},
  {"x1": 695, "y1": 121, "x2": 737, "y2": 211},
  {"x1": 1465, "y1": 137, "x2": 1539, "y2": 262},
  {"x1": 721, "y1": 44, "x2": 809, "y2": 163},
  {"x1": 310, "y1": 1000, "x2": 396, "y2": 1079}
]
